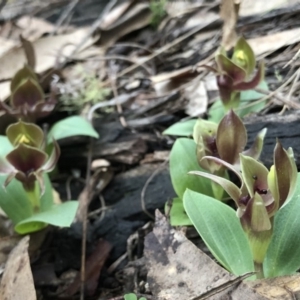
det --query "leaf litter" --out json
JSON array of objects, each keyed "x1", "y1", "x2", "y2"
[{"x1": 0, "y1": 0, "x2": 300, "y2": 299}]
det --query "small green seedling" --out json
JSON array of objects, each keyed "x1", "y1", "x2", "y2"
[{"x1": 124, "y1": 293, "x2": 146, "y2": 300}]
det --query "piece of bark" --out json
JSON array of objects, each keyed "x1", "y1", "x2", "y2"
[
  {"x1": 0, "y1": 236, "x2": 36, "y2": 300},
  {"x1": 245, "y1": 111, "x2": 300, "y2": 168},
  {"x1": 144, "y1": 210, "x2": 300, "y2": 300},
  {"x1": 144, "y1": 210, "x2": 236, "y2": 300}
]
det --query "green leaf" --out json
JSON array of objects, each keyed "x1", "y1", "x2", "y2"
[
  {"x1": 15, "y1": 201, "x2": 78, "y2": 234},
  {"x1": 0, "y1": 135, "x2": 13, "y2": 157},
  {"x1": 183, "y1": 189, "x2": 254, "y2": 276},
  {"x1": 168, "y1": 197, "x2": 192, "y2": 226},
  {"x1": 0, "y1": 173, "x2": 53, "y2": 225},
  {"x1": 124, "y1": 294, "x2": 137, "y2": 300},
  {"x1": 163, "y1": 119, "x2": 196, "y2": 137},
  {"x1": 170, "y1": 138, "x2": 213, "y2": 199},
  {"x1": 264, "y1": 174, "x2": 300, "y2": 278},
  {"x1": 208, "y1": 99, "x2": 226, "y2": 123},
  {"x1": 208, "y1": 80, "x2": 269, "y2": 123},
  {"x1": 0, "y1": 173, "x2": 77, "y2": 234},
  {"x1": 47, "y1": 116, "x2": 99, "y2": 144}
]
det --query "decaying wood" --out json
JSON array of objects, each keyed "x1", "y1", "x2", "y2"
[{"x1": 245, "y1": 110, "x2": 300, "y2": 168}]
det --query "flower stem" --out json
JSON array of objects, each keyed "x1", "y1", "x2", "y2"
[
  {"x1": 254, "y1": 262, "x2": 264, "y2": 279},
  {"x1": 25, "y1": 182, "x2": 41, "y2": 213}
]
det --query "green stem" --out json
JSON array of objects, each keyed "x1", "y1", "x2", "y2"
[
  {"x1": 254, "y1": 262, "x2": 264, "y2": 279},
  {"x1": 25, "y1": 182, "x2": 41, "y2": 213}
]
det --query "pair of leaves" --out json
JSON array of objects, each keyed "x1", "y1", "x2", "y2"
[
  {"x1": 0, "y1": 173, "x2": 78, "y2": 234},
  {"x1": 169, "y1": 138, "x2": 213, "y2": 226},
  {"x1": 184, "y1": 173, "x2": 300, "y2": 278},
  {"x1": 124, "y1": 293, "x2": 146, "y2": 300}
]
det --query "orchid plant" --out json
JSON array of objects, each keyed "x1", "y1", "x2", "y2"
[
  {"x1": 208, "y1": 37, "x2": 268, "y2": 122},
  {"x1": 0, "y1": 120, "x2": 78, "y2": 234},
  {"x1": 188, "y1": 141, "x2": 297, "y2": 277},
  {"x1": 184, "y1": 140, "x2": 300, "y2": 279},
  {"x1": 213, "y1": 37, "x2": 264, "y2": 110},
  {"x1": 163, "y1": 35, "x2": 300, "y2": 280},
  {"x1": 167, "y1": 110, "x2": 266, "y2": 226},
  {"x1": 0, "y1": 62, "x2": 99, "y2": 234},
  {"x1": 163, "y1": 37, "x2": 268, "y2": 137}
]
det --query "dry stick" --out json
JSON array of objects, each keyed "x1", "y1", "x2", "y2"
[
  {"x1": 279, "y1": 67, "x2": 300, "y2": 114},
  {"x1": 80, "y1": 95, "x2": 133, "y2": 300},
  {"x1": 78, "y1": 1, "x2": 118, "y2": 295},
  {"x1": 140, "y1": 159, "x2": 169, "y2": 220},
  {"x1": 283, "y1": 47, "x2": 300, "y2": 69},
  {"x1": 287, "y1": 67, "x2": 300, "y2": 100},
  {"x1": 109, "y1": 42, "x2": 154, "y2": 54},
  {"x1": 189, "y1": 272, "x2": 255, "y2": 300},
  {"x1": 108, "y1": 70, "x2": 128, "y2": 128},
  {"x1": 231, "y1": 69, "x2": 300, "y2": 113}
]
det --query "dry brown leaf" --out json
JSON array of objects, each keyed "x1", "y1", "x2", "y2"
[
  {"x1": 140, "y1": 150, "x2": 170, "y2": 164},
  {"x1": 151, "y1": 67, "x2": 199, "y2": 97},
  {"x1": 240, "y1": 0, "x2": 299, "y2": 16},
  {"x1": 0, "y1": 28, "x2": 97, "y2": 100},
  {"x1": 0, "y1": 37, "x2": 16, "y2": 57},
  {"x1": 0, "y1": 27, "x2": 96, "y2": 81},
  {"x1": 99, "y1": 3, "x2": 152, "y2": 47},
  {"x1": 0, "y1": 236, "x2": 22, "y2": 265},
  {"x1": 0, "y1": 236, "x2": 36, "y2": 300},
  {"x1": 220, "y1": 0, "x2": 241, "y2": 50},
  {"x1": 184, "y1": 79, "x2": 208, "y2": 117},
  {"x1": 100, "y1": 0, "x2": 136, "y2": 29},
  {"x1": 15, "y1": 16, "x2": 55, "y2": 41},
  {"x1": 151, "y1": 66, "x2": 194, "y2": 84},
  {"x1": 249, "y1": 28, "x2": 300, "y2": 57},
  {"x1": 0, "y1": 82, "x2": 10, "y2": 101}
]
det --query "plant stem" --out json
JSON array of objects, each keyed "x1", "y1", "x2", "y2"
[
  {"x1": 26, "y1": 182, "x2": 41, "y2": 213},
  {"x1": 254, "y1": 262, "x2": 264, "y2": 279}
]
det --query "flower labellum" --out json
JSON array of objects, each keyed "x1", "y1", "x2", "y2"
[{"x1": 0, "y1": 121, "x2": 60, "y2": 196}]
